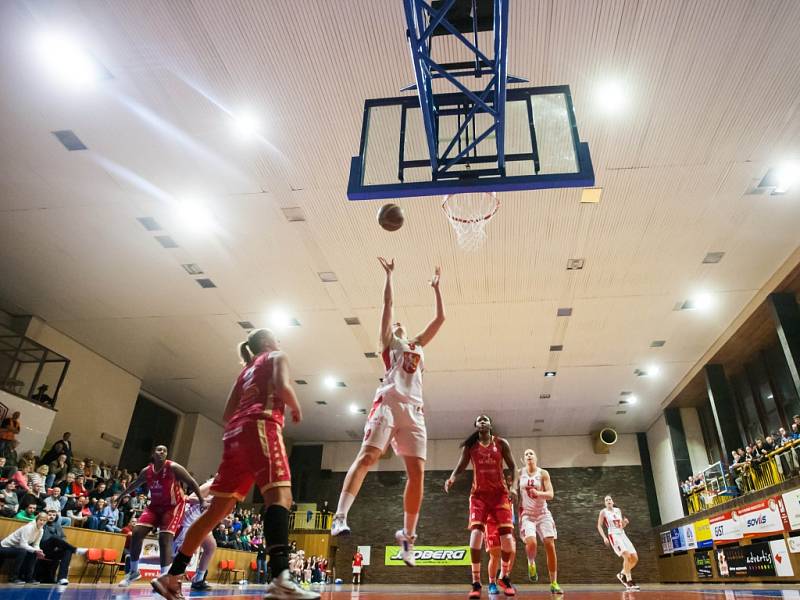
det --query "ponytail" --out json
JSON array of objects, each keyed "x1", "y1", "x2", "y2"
[
  {"x1": 239, "y1": 328, "x2": 276, "y2": 365},
  {"x1": 239, "y1": 341, "x2": 254, "y2": 365}
]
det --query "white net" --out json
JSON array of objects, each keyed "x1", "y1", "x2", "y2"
[{"x1": 441, "y1": 191, "x2": 501, "y2": 251}]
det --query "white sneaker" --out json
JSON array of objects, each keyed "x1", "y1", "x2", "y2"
[
  {"x1": 58, "y1": 579, "x2": 69, "y2": 585},
  {"x1": 395, "y1": 529, "x2": 417, "y2": 567},
  {"x1": 264, "y1": 571, "x2": 321, "y2": 599},
  {"x1": 119, "y1": 570, "x2": 141, "y2": 587},
  {"x1": 331, "y1": 514, "x2": 350, "y2": 536}
]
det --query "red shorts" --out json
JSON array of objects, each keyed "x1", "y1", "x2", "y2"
[
  {"x1": 138, "y1": 502, "x2": 185, "y2": 535},
  {"x1": 469, "y1": 493, "x2": 513, "y2": 531},
  {"x1": 211, "y1": 418, "x2": 291, "y2": 501},
  {"x1": 485, "y1": 517, "x2": 500, "y2": 550}
]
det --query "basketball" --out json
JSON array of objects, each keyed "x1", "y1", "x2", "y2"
[{"x1": 377, "y1": 203, "x2": 404, "y2": 231}]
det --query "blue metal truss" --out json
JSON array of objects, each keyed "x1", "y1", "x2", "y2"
[{"x1": 402, "y1": 0, "x2": 516, "y2": 181}]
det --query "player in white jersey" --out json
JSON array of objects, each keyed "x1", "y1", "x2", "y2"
[
  {"x1": 517, "y1": 449, "x2": 562, "y2": 595},
  {"x1": 597, "y1": 495, "x2": 639, "y2": 590},
  {"x1": 173, "y1": 479, "x2": 217, "y2": 591},
  {"x1": 331, "y1": 258, "x2": 445, "y2": 568}
]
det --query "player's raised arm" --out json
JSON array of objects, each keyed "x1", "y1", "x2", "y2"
[
  {"x1": 378, "y1": 257, "x2": 395, "y2": 350},
  {"x1": 413, "y1": 266, "x2": 445, "y2": 347},
  {"x1": 445, "y1": 445, "x2": 471, "y2": 493},
  {"x1": 274, "y1": 352, "x2": 302, "y2": 424}
]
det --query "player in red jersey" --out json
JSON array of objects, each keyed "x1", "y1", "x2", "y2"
[
  {"x1": 118, "y1": 445, "x2": 202, "y2": 586},
  {"x1": 152, "y1": 329, "x2": 318, "y2": 600},
  {"x1": 445, "y1": 415, "x2": 518, "y2": 599},
  {"x1": 331, "y1": 258, "x2": 444, "y2": 567}
]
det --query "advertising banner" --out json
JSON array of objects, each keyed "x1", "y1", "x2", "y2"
[
  {"x1": 384, "y1": 546, "x2": 471, "y2": 566},
  {"x1": 715, "y1": 542, "x2": 776, "y2": 577},
  {"x1": 782, "y1": 488, "x2": 800, "y2": 531},
  {"x1": 683, "y1": 523, "x2": 698, "y2": 550},
  {"x1": 660, "y1": 531, "x2": 673, "y2": 554},
  {"x1": 694, "y1": 550, "x2": 713, "y2": 578},
  {"x1": 769, "y1": 539, "x2": 795, "y2": 577},
  {"x1": 738, "y1": 497, "x2": 789, "y2": 538},
  {"x1": 710, "y1": 511, "x2": 743, "y2": 543},
  {"x1": 671, "y1": 527, "x2": 686, "y2": 552},
  {"x1": 788, "y1": 536, "x2": 800, "y2": 553},
  {"x1": 139, "y1": 539, "x2": 199, "y2": 579},
  {"x1": 694, "y1": 518, "x2": 713, "y2": 549}
]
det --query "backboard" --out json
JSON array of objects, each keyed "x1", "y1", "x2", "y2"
[{"x1": 347, "y1": 85, "x2": 594, "y2": 200}]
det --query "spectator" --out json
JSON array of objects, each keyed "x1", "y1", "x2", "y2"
[
  {"x1": 11, "y1": 461, "x2": 31, "y2": 493},
  {"x1": 29, "y1": 464, "x2": 49, "y2": 489},
  {"x1": 41, "y1": 433, "x2": 73, "y2": 465},
  {"x1": 0, "y1": 510, "x2": 48, "y2": 584},
  {"x1": 20, "y1": 482, "x2": 46, "y2": 512},
  {"x1": 44, "y1": 487, "x2": 71, "y2": 526},
  {"x1": 2, "y1": 439, "x2": 20, "y2": 470},
  {"x1": 102, "y1": 498, "x2": 122, "y2": 532},
  {"x1": 764, "y1": 435, "x2": 776, "y2": 453},
  {"x1": 89, "y1": 482, "x2": 109, "y2": 501},
  {"x1": 67, "y1": 475, "x2": 88, "y2": 498},
  {"x1": 0, "y1": 481, "x2": 20, "y2": 517},
  {"x1": 65, "y1": 496, "x2": 90, "y2": 528},
  {"x1": 70, "y1": 460, "x2": 85, "y2": 477},
  {"x1": 41, "y1": 508, "x2": 83, "y2": 584},
  {"x1": 0, "y1": 411, "x2": 21, "y2": 455},
  {"x1": 213, "y1": 524, "x2": 229, "y2": 548},
  {"x1": 117, "y1": 494, "x2": 134, "y2": 527},
  {"x1": 47, "y1": 454, "x2": 70, "y2": 489},
  {"x1": 129, "y1": 492, "x2": 147, "y2": 516},
  {"x1": 792, "y1": 423, "x2": 800, "y2": 439},
  {"x1": 255, "y1": 535, "x2": 268, "y2": 583},
  {"x1": 16, "y1": 503, "x2": 39, "y2": 522},
  {"x1": 779, "y1": 428, "x2": 793, "y2": 446},
  {"x1": 32, "y1": 384, "x2": 54, "y2": 406}
]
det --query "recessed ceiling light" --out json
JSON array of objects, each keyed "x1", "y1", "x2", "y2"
[
  {"x1": 772, "y1": 161, "x2": 800, "y2": 193},
  {"x1": 52, "y1": 130, "x2": 87, "y2": 151},
  {"x1": 344, "y1": 317, "x2": 361, "y2": 325},
  {"x1": 282, "y1": 207, "x2": 306, "y2": 222},
  {"x1": 650, "y1": 340, "x2": 666, "y2": 348},
  {"x1": 294, "y1": 379, "x2": 307, "y2": 385},
  {"x1": 534, "y1": 419, "x2": 545, "y2": 423},
  {"x1": 155, "y1": 235, "x2": 179, "y2": 249},
  {"x1": 532, "y1": 428, "x2": 542, "y2": 433},
  {"x1": 175, "y1": 199, "x2": 214, "y2": 233},
  {"x1": 544, "y1": 371, "x2": 557, "y2": 378},
  {"x1": 628, "y1": 395, "x2": 638, "y2": 404},
  {"x1": 596, "y1": 80, "x2": 629, "y2": 113},
  {"x1": 182, "y1": 263, "x2": 204, "y2": 275},
  {"x1": 324, "y1": 376, "x2": 337, "y2": 389},
  {"x1": 195, "y1": 278, "x2": 216, "y2": 289},
  {"x1": 364, "y1": 352, "x2": 377, "y2": 359},
  {"x1": 580, "y1": 187, "x2": 602, "y2": 204},
  {"x1": 539, "y1": 393, "x2": 551, "y2": 399},
  {"x1": 315, "y1": 400, "x2": 327, "y2": 405},
  {"x1": 137, "y1": 216, "x2": 162, "y2": 231},
  {"x1": 269, "y1": 310, "x2": 300, "y2": 329},
  {"x1": 232, "y1": 111, "x2": 261, "y2": 139},
  {"x1": 616, "y1": 410, "x2": 627, "y2": 415},
  {"x1": 566, "y1": 258, "x2": 585, "y2": 270},
  {"x1": 318, "y1": 272, "x2": 338, "y2": 282},
  {"x1": 556, "y1": 307, "x2": 573, "y2": 317},
  {"x1": 620, "y1": 391, "x2": 632, "y2": 396},
  {"x1": 635, "y1": 365, "x2": 660, "y2": 377},
  {"x1": 238, "y1": 321, "x2": 255, "y2": 330},
  {"x1": 349, "y1": 403, "x2": 359, "y2": 414},
  {"x1": 35, "y1": 31, "x2": 105, "y2": 89},
  {"x1": 549, "y1": 345, "x2": 563, "y2": 352},
  {"x1": 702, "y1": 252, "x2": 725, "y2": 264}
]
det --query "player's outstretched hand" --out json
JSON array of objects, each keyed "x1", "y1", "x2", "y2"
[
  {"x1": 291, "y1": 407, "x2": 303, "y2": 424},
  {"x1": 444, "y1": 476, "x2": 455, "y2": 493},
  {"x1": 430, "y1": 266, "x2": 441, "y2": 289},
  {"x1": 378, "y1": 257, "x2": 395, "y2": 273}
]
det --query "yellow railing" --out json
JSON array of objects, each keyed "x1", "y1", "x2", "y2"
[
  {"x1": 686, "y1": 442, "x2": 800, "y2": 515},
  {"x1": 289, "y1": 511, "x2": 333, "y2": 531}
]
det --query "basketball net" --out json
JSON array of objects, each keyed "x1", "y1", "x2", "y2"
[{"x1": 441, "y1": 191, "x2": 500, "y2": 251}]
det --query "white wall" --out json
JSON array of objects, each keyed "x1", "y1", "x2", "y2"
[
  {"x1": 680, "y1": 407, "x2": 709, "y2": 473},
  {"x1": 174, "y1": 413, "x2": 223, "y2": 482},
  {"x1": 647, "y1": 414, "x2": 684, "y2": 524},
  {"x1": 0, "y1": 389, "x2": 57, "y2": 455},
  {"x1": 319, "y1": 433, "x2": 642, "y2": 472},
  {"x1": 25, "y1": 318, "x2": 141, "y2": 464}
]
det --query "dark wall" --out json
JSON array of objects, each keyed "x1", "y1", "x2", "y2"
[
  {"x1": 327, "y1": 466, "x2": 657, "y2": 583},
  {"x1": 119, "y1": 394, "x2": 178, "y2": 471}
]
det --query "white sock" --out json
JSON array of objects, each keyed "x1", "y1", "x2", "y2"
[
  {"x1": 336, "y1": 492, "x2": 356, "y2": 517},
  {"x1": 129, "y1": 560, "x2": 139, "y2": 574},
  {"x1": 192, "y1": 570, "x2": 206, "y2": 583},
  {"x1": 403, "y1": 513, "x2": 419, "y2": 538},
  {"x1": 161, "y1": 565, "x2": 170, "y2": 575},
  {"x1": 76, "y1": 548, "x2": 88, "y2": 556}
]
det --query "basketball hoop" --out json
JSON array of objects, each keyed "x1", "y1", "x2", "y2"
[{"x1": 441, "y1": 191, "x2": 500, "y2": 251}]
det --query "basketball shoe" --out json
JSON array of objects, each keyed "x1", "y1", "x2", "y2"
[{"x1": 395, "y1": 529, "x2": 417, "y2": 566}]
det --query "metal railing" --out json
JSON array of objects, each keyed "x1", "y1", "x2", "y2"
[
  {"x1": 686, "y1": 442, "x2": 800, "y2": 515},
  {"x1": 288, "y1": 511, "x2": 332, "y2": 531}
]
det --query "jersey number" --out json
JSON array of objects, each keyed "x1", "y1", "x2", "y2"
[{"x1": 402, "y1": 352, "x2": 421, "y2": 374}]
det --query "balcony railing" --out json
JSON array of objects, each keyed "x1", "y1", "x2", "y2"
[
  {"x1": 289, "y1": 511, "x2": 332, "y2": 531},
  {"x1": 686, "y1": 442, "x2": 800, "y2": 514}
]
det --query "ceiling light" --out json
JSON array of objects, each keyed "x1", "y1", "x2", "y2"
[
  {"x1": 232, "y1": 111, "x2": 261, "y2": 139},
  {"x1": 647, "y1": 365, "x2": 661, "y2": 377},
  {"x1": 35, "y1": 31, "x2": 102, "y2": 89},
  {"x1": 596, "y1": 81, "x2": 629, "y2": 113},
  {"x1": 349, "y1": 403, "x2": 359, "y2": 414},
  {"x1": 269, "y1": 309, "x2": 297, "y2": 329},
  {"x1": 175, "y1": 199, "x2": 214, "y2": 233},
  {"x1": 580, "y1": 187, "x2": 602, "y2": 204},
  {"x1": 628, "y1": 395, "x2": 638, "y2": 405},
  {"x1": 773, "y1": 161, "x2": 800, "y2": 193},
  {"x1": 690, "y1": 292, "x2": 714, "y2": 311},
  {"x1": 566, "y1": 258, "x2": 585, "y2": 270},
  {"x1": 324, "y1": 376, "x2": 337, "y2": 389},
  {"x1": 544, "y1": 371, "x2": 557, "y2": 378}
]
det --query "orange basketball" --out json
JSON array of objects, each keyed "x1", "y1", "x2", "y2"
[{"x1": 377, "y1": 203, "x2": 404, "y2": 231}]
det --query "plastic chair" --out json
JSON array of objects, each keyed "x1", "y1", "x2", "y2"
[
  {"x1": 217, "y1": 559, "x2": 231, "y2": 584},
  {"x1": 78, "y1": 548, "x2": 103, "y2": 584},
  {"x1": 95, "y1": 548, "x2": 125, "y2": 584},
  {"x1": 249, "y1": 559, "x2": 259, "y2": 583},
  {"x1": 228, "y1": 560, "x2": 245, "y2": 583}
]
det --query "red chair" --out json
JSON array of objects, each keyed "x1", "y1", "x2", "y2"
[
  {"x1": 95, "y1": 548, "x2": 125, "y2": 584},
  {"x1": 78, "y1": 548, "x2": 103, "y2": 584},
  {"x1": 228, "y1": 560, "x2": 245, "y2": 583},
  {"x1": 217, "y1": 559, "x2": 231, "y2": 584},
  {"x1": 249, "y1": 559, "x2": 260, "y2": 583}
]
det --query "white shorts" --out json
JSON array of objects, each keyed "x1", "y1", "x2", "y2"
[
  {"x1": 352, "y1": 566, "x2": 362, "y2": 574},
  {"x1": 362, "y1": 389, "x2": 427, "y2": 459},
  {"x1": 609, "y1": 532, "x2": 636, "y2": 557},
  {"x1": 520, "y1": 512, "x2": 557, "y2": 541}
]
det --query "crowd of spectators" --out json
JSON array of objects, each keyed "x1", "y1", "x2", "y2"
[{"x1": 681, "y1": 416, "x2": 800, "y2": 500}]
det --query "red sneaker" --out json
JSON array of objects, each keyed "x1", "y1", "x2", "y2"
[
  {"x1": 469, "y1": 582, "x2": 482, "y2": 599},
  {"x1": 499, "y1": 577, "x2": 515, "y2": 596}
]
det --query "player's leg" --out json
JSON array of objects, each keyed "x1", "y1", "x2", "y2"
[
  {"x1": 391, "y1": 402, "x2": 426, "y2": 565},
  {"x1": 332, "y1": 403, "x2": 392, "y2": 536},
  {"x1": 119, "y1": 523, "x2": 152, "y2": 585},
  {"x1": 485, "y1": 517, "x2": 500, "y2": 593},
  {"x1": 190, "y1": 534, "x2": 216, "y2": 590},
  {"x1": 542, "y1": 537, "x2": 560, "y2": 592},
  {"x1": 469, "y1": 525, "x2": 485, "y2": 599},
  {"x1": 497, "y1": 527, "x2": 516, "y2": 596},
  {"x1": 158, "y1": 532, "x2": 175, "y2": 573}
]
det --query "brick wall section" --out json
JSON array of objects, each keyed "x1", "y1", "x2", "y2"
[{"x1": 326, "y1": 466, "x2": 657, "y2": 584}]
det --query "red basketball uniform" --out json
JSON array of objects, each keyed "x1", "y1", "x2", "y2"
[
  {"x1": 137, "y1": 460, "x2": 186, "y2": 535},
  {"x1": 211, "y1": 351, "x2": 291, "y2": 500},
  {"x1": 468, "y1": 437, "x2": 513, "y2": 531}
]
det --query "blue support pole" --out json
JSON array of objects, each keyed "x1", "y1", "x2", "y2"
[{"x1": 493, "y1": 0, "x2": 509, "y2": 175}]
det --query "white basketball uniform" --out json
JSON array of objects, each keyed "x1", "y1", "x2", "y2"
[
  {"x1": 602, "y1": 507, "x2": 636, "y2": 557},
  {"x1": 173, "y1": 497, "x2": 204, "y2": 550},
  {"x1": 518, "y1": 467, "x2": 557, "y2": 541},
  {"x1": 362, "y1": 335, "x2": 427, "y2": 459}
]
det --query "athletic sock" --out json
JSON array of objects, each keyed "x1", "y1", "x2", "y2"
[
  {"x1": 403, "y1": 513, "x2": 419, "y2": 539},
  {"x1": 168, "y1": 552, "x2": 191, "y2": 576},
  {"x1": 471, "y1": 563, "x2": 481, "y2": 584},
  {"x1": 160, "y1": 565, "x2": 170, "y2": 576},
  {"x1": 265, "y1": 505, "x2": 291, "y2": 576},
  {"x1": 336, "y1": 492, "x2": 355, "y2": 518},
  {"x1": 192, "y1": 570, "x2": 206, "y2": 583},
  {"x1": 129, "y1": 560, "x2": 139, "y2": 574}
]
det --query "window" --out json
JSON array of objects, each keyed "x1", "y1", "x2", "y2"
[
  {"x1": 733, "y1": 372, "x2": 762, "y2": 443},
  {"x1": 765, "y1": 342, "x2": 800, "y2": 420}
]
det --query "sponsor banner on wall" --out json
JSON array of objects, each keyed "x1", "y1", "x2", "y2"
[
  {"x1": 694, "y1": 550, "x2": 713, "y2": 578},
  {"x1": 710, "y1": 511, "x2": 743, "y2": 543},
  {"x1": 782, "y1": 489, "x2": 800, "y2": 531},
  {"x1": 660, "y1": 531, "x2": 673, "y2": 554},
  {"x1": 385, "y1": 546, "x2": 470, "y2": 566},
  {"x1": 769, "y1": 539, "x2": 795, "y2": 577},
  {"x1": 683, "y1": 524, "x2": 698, "y2": 549},
  {"x1": 694, "y1": 518, "x2": 713, "y2": 549},
  {"x1": 139, "y1": 539, "x2": 199, "y2": 579},
  {"x1": 671, "y1": 527, "x2": 686, "y2": 552},
  {"x1": 738, "y1": 497, "x2": 789, "y2": 538},
  {"x1": 715, "y1": 542, "x2": 776, "y2": 577},
  {"x1": 788, "y1": 536, "x2": 800, "y2": 553}
]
